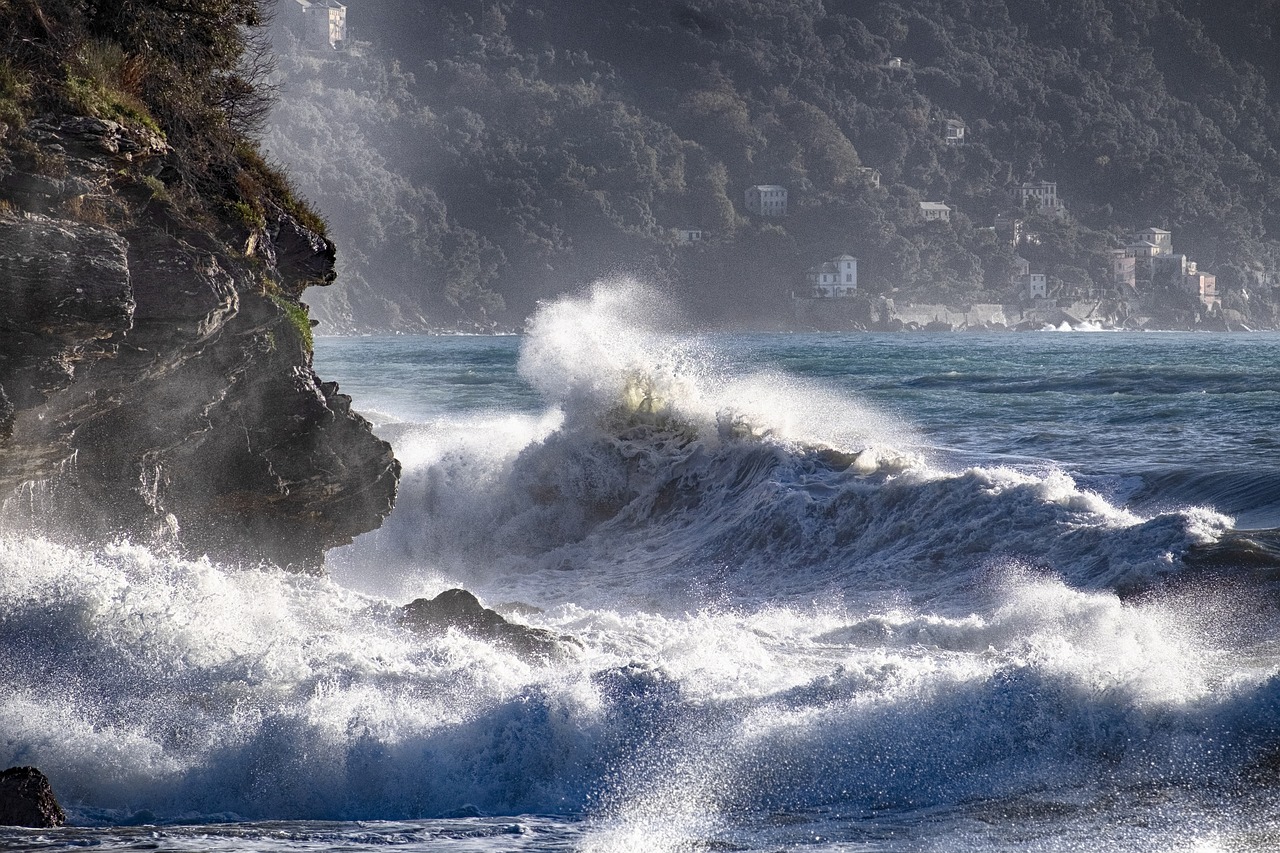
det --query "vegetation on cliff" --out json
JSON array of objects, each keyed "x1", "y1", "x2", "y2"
[
  {"x1": 267, "y1": 0, "x2": 1280, "y2": 329},
  {"x1": 0, "y1": 0, "x2": 325, "y2": 259},
  {"x1": 0, "y1": 0, "x2": 399, "y2": 568}
]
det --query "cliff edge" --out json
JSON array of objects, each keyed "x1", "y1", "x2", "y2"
[{"x1": 0, "y1": 1, "x2": 398, "y2": 568}]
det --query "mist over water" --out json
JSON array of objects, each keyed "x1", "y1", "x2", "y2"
[{"x1": 5, "y1": 282, "x2": 1280, "y2": 850}]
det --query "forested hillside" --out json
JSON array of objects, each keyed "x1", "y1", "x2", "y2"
[{"x1": 265, "y1": 0, "x2": 1280, "y2": 330}]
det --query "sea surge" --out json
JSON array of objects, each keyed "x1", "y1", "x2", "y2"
[{"x1": 4, "y1": 282, "x2": 1280, "y2": 851}]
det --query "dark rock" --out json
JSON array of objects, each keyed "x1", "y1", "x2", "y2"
[
  {"x1": 0, "y1": 171, "x2": 66, "y2": 204},
  {"x1": 402, "y1": 589, "x2": 569, "y2": 660},
  {"x1": 0, "y1": 114, "x2": 398, "y2": 570},
  {"x1": 0, "y1": 767, "x2": 66, "y2": 828},
  {"x1": 0, "y1": 215, "x2": 133, "y2": 351},
  {"x1": 124, "y1": 228, "x2": 238, "y2": 339},
  {"x1": 0, "y1": 214, "x2": 134, "y2": 480},
  {"x1": 0, "y1": 385, "x2": 12, "y2": 441},
  {"x1": 270, "y1": 212, "x2": 337, "y2": 295},
  {"x1": 442, "y1": 804, "x2": 484, "y2": 818}
]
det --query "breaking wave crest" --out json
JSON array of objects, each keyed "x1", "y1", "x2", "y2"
[{"x1": 355, "y1": 282, "x2": 1230, "y2": 609}]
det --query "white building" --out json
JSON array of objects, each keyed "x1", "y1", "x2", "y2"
[
  {"x1": 920, "y1": 201, "x2": 951, "y2": 222},
  {"x1": 1136, "y1": 227, "x2": 1173, "y2": 256},
  {"x1": 1127, "y1": 239, "x2": 1161, "y2": 260},
  {"x1": 944, "y1": 119, "x2": 966, "y2": 145},
  {"x1": 1021, "y1": 272, "x2": 1048, "y2": 299},
  {"x1": 744, "y1": 185, "x2": 788, "y2": 216},
  {"x1": 805, "y1": 254, "x2": 858, "y2": 297},
  {"x1": 289, "y1": 0, "x2": 347, "y2": 49},
  {"x1": 1018, "y1": 181, "x2": 1065, "y2": 218},
  {"x1": 675, "y1": 228, "x2": 704, "y2": 244}
]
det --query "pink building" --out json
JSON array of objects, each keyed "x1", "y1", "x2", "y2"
[{"x1": 1111, "y1": 249, "x2": 1136, "y2": 290}]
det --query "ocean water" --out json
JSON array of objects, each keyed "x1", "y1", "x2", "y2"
[{"x1": 4, "y1": 282, "x2": 1280, "y2": 851}]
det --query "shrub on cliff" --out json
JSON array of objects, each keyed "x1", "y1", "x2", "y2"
[
  {"x1": 0, "y1": 0, "x2": 322, "y2": 242},
  {"x1": 0, "y1": 58, "x2": 32, "y2": 129}
]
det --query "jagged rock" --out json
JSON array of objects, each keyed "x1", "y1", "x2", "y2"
[
  {"x1": 402, "y1": 589, "x2": 569, "y2": 660},
  {"x1": 0, "y1": 215, "x2": 132, "y2": 319},
  {"x1": 124, "y1": 226, "x2": 238, "y2": 340},
  {"x1": 0, "y1": 171, "x2": 66, "y2": 204},
  {"x1": 0, "y1": 109, "x2": 399, "y2": 570},
  {"x1": 271, "y1": 212, "x2": 337, "y2": 295},
  {"x1": 0, "y1": 767, "x2": 66, "y2": 828}
]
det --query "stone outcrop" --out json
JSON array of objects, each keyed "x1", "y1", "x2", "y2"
[
  {"x1": 0, "y1": 767, "x2": 66, "y2": 828},
  {"x1": 0, "y1": 114, "x2": 399, "y2": 569},
  {"x1": 402, "y1": 589, "x2": 570, "y2": 660}
]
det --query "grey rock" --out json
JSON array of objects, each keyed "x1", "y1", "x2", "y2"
[{"x1": 403, "y1": 589, "x2": 569, "y2": 660}]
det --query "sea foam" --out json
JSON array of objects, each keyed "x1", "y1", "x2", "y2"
[{"x1": 1, "y1": 282, "x2": 1272, "y2": 848}]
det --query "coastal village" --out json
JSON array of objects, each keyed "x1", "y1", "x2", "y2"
[
  {"x1": 789, "y1": 171, "x2": 1228, "y2": 330},
  {"x1": 793, "y1": 217, "x2": 1223, "y2": 331},
  {"x1": 678, "y1": 117, "x2": 1238, "y2": 331}
]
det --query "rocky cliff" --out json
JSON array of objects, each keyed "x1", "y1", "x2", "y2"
[{"x1": 0, "y1": 112, "x2": 399, "y2": 569}]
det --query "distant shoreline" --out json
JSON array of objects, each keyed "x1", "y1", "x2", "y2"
[{"x1": 313, "y1": 325, "x2": 1280, "y2": 339}]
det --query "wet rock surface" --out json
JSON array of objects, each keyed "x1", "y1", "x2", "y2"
[
  {"x1": 0, "y1": 767, "x2": 65, "y2": 828},
  {"x1": 403, "y1": 589, "x2": 570, "y2": 660},
  {"x1": 0, "y1": 115, "x2": 398, "y2": 569}
]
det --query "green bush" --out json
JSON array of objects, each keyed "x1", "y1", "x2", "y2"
[
  {"x1": 141, "y1": 174, "x2": 168, "y2": 201},
  {"x1": 235, "y1": 144, "x2": 328, "y2": 239},
  {"x1": 0, "y1": 58, "x2": 30, "y2": 128},
  {"x1": 268, "y1": 292, "x2": 314, "y2": 354},
  {"x1": 228, "y1": 199, "x2": 266, "y2": 229},
  {"x1": 64, "y1": 74, "x2": 161, "y2": 134}
]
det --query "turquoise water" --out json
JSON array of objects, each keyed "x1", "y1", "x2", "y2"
[
  {"x1": 5, "y1": 288, "x2": 1280, "y2": 852},
  {"x1": 316, "y1": 330, "x2": 1280, "y2": 466},
  {"x1": 317, "y1": 330, "x2": 1280, "y2": 527}
]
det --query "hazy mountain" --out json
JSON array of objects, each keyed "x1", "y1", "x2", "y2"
[{"x1": 265, "y1": 0, "x2": 1280, "y2": 331}]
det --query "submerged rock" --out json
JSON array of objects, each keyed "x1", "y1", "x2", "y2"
[
  {"x1": 402, "y1": 589, "x2": 569, "y2": 660},
  {"x1": 0, "y1": 767, "x2": 66, "y2": 828}
]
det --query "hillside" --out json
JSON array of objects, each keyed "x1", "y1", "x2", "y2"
[{"x1": 265, "y1": 0, "x2": 1280, "y2": 330}]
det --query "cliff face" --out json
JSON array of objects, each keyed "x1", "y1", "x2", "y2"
[{"x1": 0, "y1": 114, "x2": 399, "y2": 569}]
